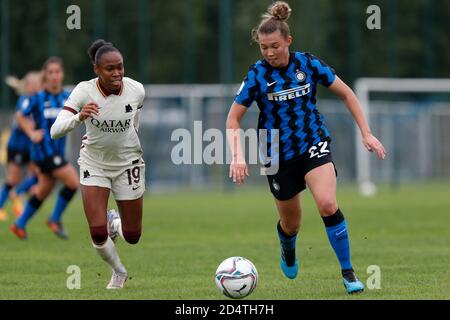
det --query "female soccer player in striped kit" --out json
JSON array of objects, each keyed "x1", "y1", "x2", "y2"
[
  {"x1": 51, "y1": 40, "x2": 146, "y2": 289},
  {"x1": 11, "y1": 58, "x2": 79, "y2": 239},
  {"x1": 0, "y1": 71, "x2": 41, "y2": 221},
  {"x1": 227, "y1": 2, "x2": 386, "y2": 294}
]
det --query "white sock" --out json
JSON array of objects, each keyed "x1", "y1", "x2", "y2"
[
  {"x1": 112, "y1": 218, "x2": 125, "y2": 241},
  {"x1": 93, "y1": 237, "x2": 126, "y2": 274}
]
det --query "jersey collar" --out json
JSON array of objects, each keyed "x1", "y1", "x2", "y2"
[{"x1": 96, "y1": 79, "x2": 124, "y2": 97}]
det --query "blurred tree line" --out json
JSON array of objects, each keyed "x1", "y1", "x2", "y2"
[{"x1": 1, "y1": 0, "x2": 449, "y2": 107}]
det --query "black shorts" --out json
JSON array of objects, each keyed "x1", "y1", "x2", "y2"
[
  {"x1": 266, "y1": 141, "x2": 337, "y2": 201},
  {"x1": 7, "y1": 149, "x2": 30, "y2": 166},
  {"x1": 35, "y1": 155, "x2": 67, "y2": 174}
]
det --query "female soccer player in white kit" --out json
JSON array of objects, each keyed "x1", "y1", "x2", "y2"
[{"x1": 51, "y1": 40, "x2": 146, "y2": 289}]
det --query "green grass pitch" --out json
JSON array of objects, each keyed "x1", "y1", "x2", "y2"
[{"x1": 0, "y1": 182, "x2": 449, "y2": 300}]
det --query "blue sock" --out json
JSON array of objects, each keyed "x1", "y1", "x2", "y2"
[
  {"x1": 15, "y1": 175, "x2": 38, "y2": 196},
  {"x1": 49, "y1": 187, "x2": 76, "y2": 223},
  {"x1": 323, "y1": 209, "x2": 353, "y2": 271},
  {"x1": 16, "y1": 195, "x2": 42, "y2": 229},
  {"x1": 0, "y1": 183, "x2": 13, "y2": 209},
  {"x1": 277, "y1": 221, "x2": 297, "y2": 266}
]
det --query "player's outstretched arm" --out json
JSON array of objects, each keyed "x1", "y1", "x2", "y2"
[
  {"x1": 226, "y1": 102, "x2": 250, "y2": 185},
  {"x1": 328, "y1": 76, "x2": 386, "y2": 160}
]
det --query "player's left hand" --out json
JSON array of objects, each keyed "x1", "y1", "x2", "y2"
[{"x1": 363, "y1": 133, "x2": 386, "y2": 160}]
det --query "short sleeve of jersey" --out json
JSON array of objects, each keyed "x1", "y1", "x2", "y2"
[
  {"x1": 307, "y1": 53, "x2": 336, "y2": 87},
  {"x1": 19, "y1": 94, "x2": 37, "y2": 116},
  {"x1": 138, "y1": 83, "x2": 145, "y2": 109},
  {"x1": 64, "y1": 82, "x2": 87, "y2": 112},
  {"x1": 234, "y1": 65, "x2": 258, "y2": 108},
  {"x1": 17, "y1": 96, "x2": 30, "y2": 113}
]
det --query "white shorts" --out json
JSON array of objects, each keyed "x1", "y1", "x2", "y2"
[{"x1": 79, "y1": 159, "x2": 146, "y2": 201}]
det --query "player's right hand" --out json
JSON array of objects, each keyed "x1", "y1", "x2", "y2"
[
  {"x1": 79, "y1": 103, "x2": 100, "y2": 121},
  {"x1": 229, "y1": 161, "x2": 249, "y2": 185},
  {"x1": 30, "y1": 129, "x2": 44, "y2": 143}
]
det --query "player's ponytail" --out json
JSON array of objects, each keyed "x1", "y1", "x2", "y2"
[
  {"x1": 87, "y1": 39, "x2": 119, "y2": 65},
  {"x1": 252, "y1": 1, "x2": 292, "y2": 42}
]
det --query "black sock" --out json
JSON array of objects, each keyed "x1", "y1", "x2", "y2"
[{"x1": 277, "y1": 221, "x2": 297, "y2": 267}]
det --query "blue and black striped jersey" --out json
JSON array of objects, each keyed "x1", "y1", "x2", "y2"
[
  {"x1": 7, "y1": 96, "x2": 33, "y2": 153},
  {"x1": 20, "y1": 89, "x2": 71, "y2": 162},
  {"x1": 235, "y1": 51, "x2": 336, "y2": 164}
]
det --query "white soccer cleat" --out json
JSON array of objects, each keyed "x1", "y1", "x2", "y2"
[
  {"x1": 107, "y1": 209, "x2": 120, "y2": 243},
  {"x1": 106, "y1": 270, "x2": 128, "y2": 289}
]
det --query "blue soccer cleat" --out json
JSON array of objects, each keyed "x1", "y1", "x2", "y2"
[
  {"x1": 280, "y1": 250, "x2": 298, "y2": 279},
  {"x1": 342, "y1": 269, "x2": 364, "y2": 294}
]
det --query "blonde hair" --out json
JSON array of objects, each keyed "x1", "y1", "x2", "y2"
[
  {"x1": 5, "y1": 70, "x2": 43, "y2": 96},
  {"x1": 252, "y1": 1, "x2": 292, "y2": 42}
]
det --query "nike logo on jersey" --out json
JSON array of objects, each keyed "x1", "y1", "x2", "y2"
[
  {"x1": 132, "y1": 185, "x2": 140, "y2": 191},
  {"x1": 267, "y1": 81, "x2": 277, "y2": 87}
]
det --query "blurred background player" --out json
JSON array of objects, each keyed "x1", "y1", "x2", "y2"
[
  {"x1": 227, "y1": 2, "x2": 386, "y2": 294},
  {"x1": 51, "y1": 40, "x2": 146, "y2": 289},
  {"x1": 10, "y1": 57, "x2": 79, "y2": 239},
  {"x1": 0, "y1": 71, "x2": 42, "y2": 221}
]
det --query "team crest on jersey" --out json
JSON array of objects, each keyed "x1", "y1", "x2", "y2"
[
  {"x1": 295, "y1": 70, "x2": 306, "y2": 82},
  {"x1": 125, "y1": 104, "x2": 133, "y2": 113}
]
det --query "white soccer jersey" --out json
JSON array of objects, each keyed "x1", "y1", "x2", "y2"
[{"x1": 51, "y1": 77, "x2": 145, "y2": 170}]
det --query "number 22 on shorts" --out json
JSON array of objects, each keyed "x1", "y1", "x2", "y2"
[{"x1": 308, "y1": 141, "x2": 330, "y2": 159}]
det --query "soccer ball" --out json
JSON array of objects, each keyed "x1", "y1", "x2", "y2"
[{"x1": 215, "y1": 257, "x2": 258, "y2": 299}]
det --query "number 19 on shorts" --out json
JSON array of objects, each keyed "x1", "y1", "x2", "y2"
[{"x1": 126, "y1": 167, "x2": 141, "y2": 186}]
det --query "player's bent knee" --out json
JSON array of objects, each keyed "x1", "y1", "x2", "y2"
[
  {"x1": 90, "y1": 225, "x2": 108, "y2": 245},
  {"x1": 65, "y1": 178, "x2": 79, "y2": 190},
  {"x1": 123, "y1": 230, "x2": 141, "y2": 245},
  {"x1": 318, "y1": 200, "x2": 339, "y2": 216}
]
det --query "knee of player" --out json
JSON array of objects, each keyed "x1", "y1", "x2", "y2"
[
  {"x1": 67, "y1": 179, "x2": 80, "y2": 190},
  {"x1": 34, "y1": 189, "x2": 50, "y2": 201},
  {"x1": 123, "y1": 230, "x2": 141, "y2": 245},
  {"x1": 90, "y1": 225, "x2": 108, "y2": 245},
  {"x1": 7, "y1": 176, "x2": 20, "y2": 186},
  {"x1": 317, "y1": 200, "x2": 339, "y2": 216}
]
